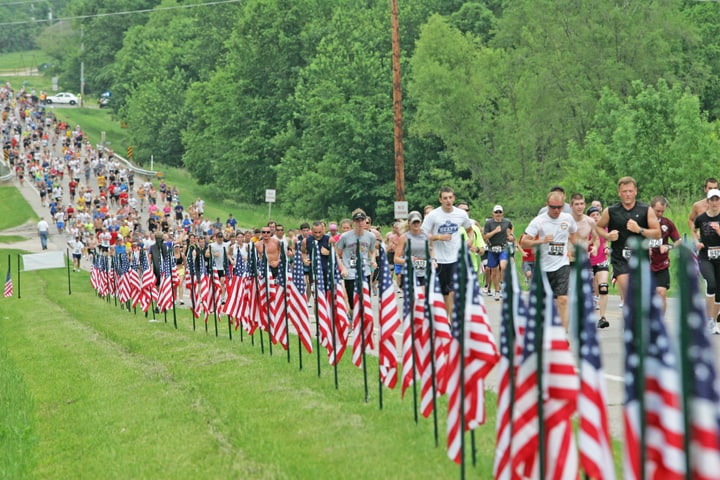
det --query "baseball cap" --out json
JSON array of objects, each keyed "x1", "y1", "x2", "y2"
[
  {"x1": 708, "y1": 188, "x2": 720, "y2": 199},
  {"x1": 587, "y1": 206, "x2": 600, "y2": 215},
  {"x1": 352, "y1": 211, "x2": 367, "y2": 221},
  {"x1": 329, "y1": 223, "x2": 338, "y2": 231},
  {"x1": 493, "y1": 205, "x2": 503, "y2": 213},
  {"x1": 408, "y1": 211, "x2": 422, "y2": 223}
]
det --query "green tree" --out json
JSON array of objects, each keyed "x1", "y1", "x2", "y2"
[{"x1": 563, "y1": 80, "x2": 720, "y2": 204}]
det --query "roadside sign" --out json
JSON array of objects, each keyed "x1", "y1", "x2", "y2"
[
  {"x1": 394, "y1": 201, "x2": 408, "y2": 219},
  {"x1": 265, "y1": 189, "x2": 276, "y2": 203}
]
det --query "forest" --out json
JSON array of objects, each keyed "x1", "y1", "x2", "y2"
[{"x1": 3, "y1": 0, "x2": 720, "y2": 221}]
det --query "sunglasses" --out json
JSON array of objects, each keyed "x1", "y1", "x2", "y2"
[
  {"x1": 548, "y1": 205, "x2": 564, "y2": 210},
  {"x1": 261, "y1": 230, "x2": 271, "y2": 234},
  {"x1": 493, "y1": 210, "x2": 502, "y2": 214}
]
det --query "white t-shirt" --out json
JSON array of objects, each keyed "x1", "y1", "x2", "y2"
[
  {"x1": 524, "y1": 212, "x2": 577, "y2": 272},
  {"x1": 421, "y1": 206, "x2": 472, "y2": 264}
]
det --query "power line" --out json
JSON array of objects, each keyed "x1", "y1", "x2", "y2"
[{"x1": 0, "y1": 0, "x2": 243, "y2": 26}]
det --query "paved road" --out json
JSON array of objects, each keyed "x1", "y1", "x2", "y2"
[{"x1": 4, "y1": 137, "x2": 719, "y2": 442}]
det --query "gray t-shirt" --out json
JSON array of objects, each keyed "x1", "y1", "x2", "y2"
[
  {"x1": 336, "y1": 230, "x2": 376, "y2": 279},
  {"x1": 422, "y1": 206, "x2": 472, "y2": 264},
  {"x1": 405, "y1": 230, "x2": 430, "y2": 278}
]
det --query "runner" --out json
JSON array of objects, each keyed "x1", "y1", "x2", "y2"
[
  {"x1": 693, "y1": 188, "x2": 720, "y2": 334},
  {"x1": 648, "y1": 196, "x2": 680, "y2": 315}
]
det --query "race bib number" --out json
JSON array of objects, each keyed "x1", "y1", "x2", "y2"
[
  {"x1": 548, "y1": 242, "x2": 565, "y2": 256},
  {"x1": 491, "y1": 245, "x2": 503, "y2": 254},
  {"x1": 598, "y1": 260, "x2": 609, "y2": 268},
  {"x1": 647, "y1": 239, "x2": 662, "y2": 249},
  {"x1": 708, "y1": 247, "x2": 720, "y2": 260},
  {"x1": 413, "y1": 259, "x2": 427, "y2": 270},
  {"x1": 622, "y1": 247, "x2": 632, "y2": 260},
  {"x1": 349, "y1": 258, "x2": 357, "y2": 268}
]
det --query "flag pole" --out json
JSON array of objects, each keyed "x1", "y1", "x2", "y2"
[
  {"x1": 329, "y1": 246, "x2": 339, "y2": 387},
  {"x1": 377, "y1": 245, "x2": 389, "y2": 410},
  {"x1": 263, "y1": 247, "x2": 273, "y2": 356},
  {"x1": 251, "y1": 248, "x2": 265, "y2": 353},
  {"x1": 571, "y1": 251, "x2": 591, "y2": 480},
  {"x1": 210, "y1": 255, "x2": 219, "y2": 336},
  {"x1": 532, "y1": 248, "x2": 546, "y2": 479},
  {"x1": 16, "y1": 253, "x2": 21, "y2": 299},
  {"x1": 281, "y1": 250, "x2": 291, "y2": 362},
  {"x1": 66, "y1": 247, "x2": 72, "y2": 295},
  {"x1": 632, "y1": 239, "x2": 647, "y2": 480},
  {"x1": 502, "y1": 249, "x2": 518, "y2": 475},
  {"x1": 357, "y1": 242, "x2": 369, "y2": 403},
  {"x1": 456, "y1": 243, "x2": 468, "y2": 478},
  {"x1": 313, "y1": 248, "x2": 321, "y2": 376},
  {"x1": 407, "y1": 239, "x2": 419, "y2": 423},
  {"x1": 188, "y1": 252, "x2": 197, "y2": 331},
  {"x1": 676, "y1": 245, "x2": 692, "y2": 479},
  {"x1": 425, "y1": 240, "x2": 439, "y2": 446}
]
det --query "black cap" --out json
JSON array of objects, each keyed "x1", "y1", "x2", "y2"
[{"x1": 352, "y1": 212, "x2": 367, "y2": 221}]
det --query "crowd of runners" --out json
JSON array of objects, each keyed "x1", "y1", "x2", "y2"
[{"x1": 4, "y1": 83, "x2": 720, "y2": 332}]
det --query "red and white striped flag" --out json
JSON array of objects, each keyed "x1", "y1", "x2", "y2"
[
  {"x1": 351, "y1": 273, "x2": 374, "y2": 368},
  {"x1": 378, "y1": 247, "x2": 400, "y2": 388},
  {"x1": 3, "y1": 267, "x2": 12, "y2": 298},
  {"x1": 269, "y1": 267, "x2": 288, "y2": 349},
  {"x1": 446, "y1": 256, "x2": 499, "y2": 464},
  {"x1": 328, "y1": 256, "x2": 349, "y2": 365},
  {"x1": 428, "y1": 266, "x2": 451, "y2": 396},
  {"x1": 493, "y1": 256, "x2": 527, "y2": 480},
  {"x1": 156, "y1": 253, "x2": 174, "y2": 312},
  {"x1": 678, "y1": 247, "x2": 720, "y2": 480},
  {"x1": 572, "y1": 251, "x2": 615, "y2": 480},
  {"x1": 287, "y1": 256, "x2": 313, "y2": 354},
  {"x1": 623, "y1": 253, "x2": 684, "y2": 480}
]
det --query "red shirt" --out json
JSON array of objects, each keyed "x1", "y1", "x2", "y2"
[{"x1": 649, "y1": 217, "x2": 680, "y2": 272}]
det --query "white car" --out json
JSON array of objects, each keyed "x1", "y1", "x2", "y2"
[{"x1": 46, "y1": 92, "x2": 79, "y2": 105}]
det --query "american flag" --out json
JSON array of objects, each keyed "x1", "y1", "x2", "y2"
[
  {"x1": 571, "y1": 250, "x2": 616, "y2": 480},
  {"x1": 493, "y1": 254, "x2": 528, "y2": 480},
  {"x1": 540, "y1": 271, "x2": 579, "y2": 480},
  {"x1": 313, "y1": 247, "x2": 333, "y2": 361},
  {"x1": 156, "y1": 249, "x2": 174, "y2": 312},
  {"x1": 269, "y1": 257, "x2": 288, "y2": 349},
  {"x1": 287, "y1": 256, "x2": 313, "y2": 354},
  {"x1": 116, "y1": 253, "x2": 132, "y2": 304},
  {"x1": 139, "y1": 251, "x2": 156, "y2": 313},
  {"x1": 3, "y1": 267, "x2": 12, "y2": 298},
  {"x1": 510, "y1": 265, "x2": 542, "y2": 479},
  {"x1": 623, "y1": 250, "x2": 684, "y2": 480},
  {"x1": 328, "y1": 250, "x2": 349, "y2": 365},
  {"x1": 128, "y1": 252, "x2": 142, "y2": 309},
  {"x1": 377, "y1": 246, "x2": 400, "y2": 389},
  {"x1": 428, "y1": 264, "x2": 451, "y2": 396},
  {"x1": 223, "y1": 256, "x2": 245, "y2": 326},
  {"x1": 401, "y1": 258, "x2": 416, "y2": 397},
  {"x1": 446, "y1": 254, "x2": 499, "y2": 464},
  {"x1": 351, "y1": 254, "x2": 374, "y2": 368},
  {"x1": 678, "y1": 245, "x2": 720, "y2": 479}
]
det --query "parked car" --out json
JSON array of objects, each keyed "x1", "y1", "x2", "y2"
[{"x1": 45, "y1": 92, "x2": 78, "y2": 105}]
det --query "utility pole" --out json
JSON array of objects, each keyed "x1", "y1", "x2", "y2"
[
  {"x1": 80, "y1": 28, "x2": 85, "y2": 107},
  {"x1": 391, "y1": 0, "x2": 405, "y2": 202}
]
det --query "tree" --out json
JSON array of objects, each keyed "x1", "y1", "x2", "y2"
[{"x1": 563, "y1": 80, "x2": 720, "y2": 205}]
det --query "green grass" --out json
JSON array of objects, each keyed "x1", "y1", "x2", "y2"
[
  {"x1": 48, "y1": 107, "x2": 129, "y2": 149},
  {"x1": 0, "y1": 187, "x2": 37, "y2": 230},
  {"x1": 0, "y1": 50, "x2": 50, "y2": 70},
  {"x1": 0, "y1": 235, "x2": 27, "y2": 243},
  {"x1": 0, "y1": 262, "x2": 473, "y2": 479}
]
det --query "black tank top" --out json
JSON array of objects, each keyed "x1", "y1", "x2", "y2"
[{"x1": 608, "y1": 201, "x2": 649, "y2": 264}]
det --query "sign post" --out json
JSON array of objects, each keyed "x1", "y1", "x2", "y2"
[
  {"x1": 394, "y1": 201, "x2": 409, "y2": 220},
  {"x1": 265, "y1": 189, "x2": 276, "y2": 219}
]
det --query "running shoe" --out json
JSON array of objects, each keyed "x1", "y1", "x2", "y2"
[
  {"x1": 709, "y1": 319, "x2": 716, "y2": 334},
  {"x1": 618, "y1": 300, "x2": 624, "y2": 308},
  {"x1": 714, "y1": 324, "x2": 720, "y2": 335},
  {"x1": 494, "y1": 291, "x2": 501, "y2": 301},
  {"x1": 597, "y1": 316, "x2": 609, "y2": 329}
]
